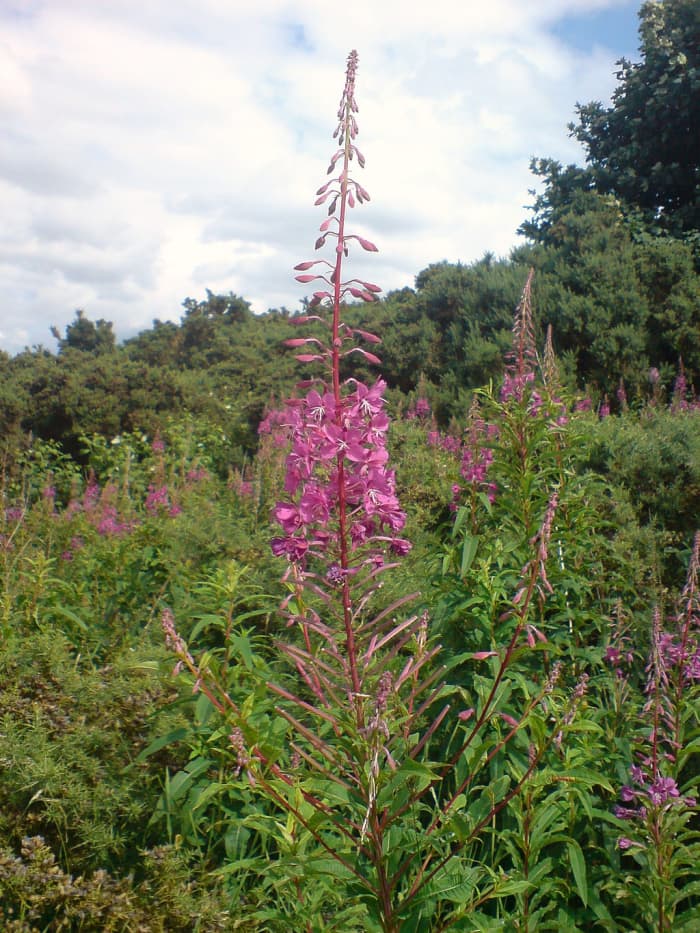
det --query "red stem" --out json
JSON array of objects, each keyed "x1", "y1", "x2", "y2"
[{"x1": 331, "y1": 80, "x2": 362, "y2": 710}]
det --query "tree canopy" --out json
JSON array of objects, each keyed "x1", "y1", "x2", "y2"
[{"x1": 523, "y1": 0, "x2": 700, "y2": 245}]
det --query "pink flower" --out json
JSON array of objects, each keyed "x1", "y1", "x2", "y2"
[
  {"x1": 273, "y1": 502, "x2": 303, "y2": 536},
  {"x1": 145, "y1": 484, "x2": 171, "y2": 514},
  {"x1": 415, "y1": 398, "x2": 431, "y2": 418},
  {"x1": 647, "y1": 777, "x2": 679, "y2": 806}
]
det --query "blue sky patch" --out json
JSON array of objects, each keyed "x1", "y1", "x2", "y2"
[
  {"x1": 284, "y1": 22, "x2": 314, "y2": 53},
  {"x1": 551, "y1": 2, "x2": 641, "y2": 58}
]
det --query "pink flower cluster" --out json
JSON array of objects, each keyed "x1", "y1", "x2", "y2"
[
  {"x1": 61, "y1": 535, "x2": 84, "y2": 562},
  {"x1": 405, "y1": 397, "x2": 432, "y2": 421},
  {"x1": 615, "y1": 540, "x2": 700, "y2": 848},
  {"x1": 65, "y1": 479, "x2": 133, "y2": 537},
  {"x1": 271, "y1": 378, "x2": 410, "y2": 563},
  {"x1": 186, "y1": 467, "x2": 210, "y2": 484},
  {"x1": 258, "y1": 407, "x2": 291, "y2": 447},
  {"x1": 145, "y1": 483, "x2": 181, "y2": 517},
  {"x1": 615, "y1": 767, "x2": 694, "y2": 821},
  {"x1": 500, "y1": 371, "x2": 535, "y2": 404},
  {"x1": 427, "y1": 431, "x2": 461, "y2": 454},
  {"x1": 230, "y1": 475, "x2": 254, "y2": 498}
]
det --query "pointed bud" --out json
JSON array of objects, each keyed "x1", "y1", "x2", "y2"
[
  {"x1": 294, "y1": 260, "x2": 324, "y2": 271},
  {"x1": 284, "y1": 338, "x2": 322, "y2": 348},
  {"x1": 356, "y1": 236, "x2": 378, "y2": 252},
  {"x1": 346, "y1": 347, "x2": 382, "y2": 365},
  {"x1": 290, "y1": 315, "x2": 324, "y2": 325},
  {"x1": 352, "y1": 328, "x2": 381, "y2": 344},
  {"x1": 348, "y1": 287, "x2": 376, "y2": 302}
]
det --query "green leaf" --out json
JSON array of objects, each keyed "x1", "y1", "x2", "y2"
[
  {"x1": 567, "y1": 839, "x2": 588, "y2": 907},
  {"x1": 134, "y1": 727, "x2": 190, "y2": 763},
  {"x1": 230, "y1": 631, "x2": 255, "y2": 669},
  {"x1": 50, "y1": 604, "x2": 89, "y2": 632},
  {"x1": 306, "y1": 857, "x2": 358, "y2": 881},
  {"x1": 461, "y1": 534, "x2": 479, "y2": 576}
]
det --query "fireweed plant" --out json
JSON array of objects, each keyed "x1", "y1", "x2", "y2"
[
  {"x1": 162, "y1": 52, "x2": 580, "y2": 931},
  {"x1": 611, "y1": 533, "x2": 700, "y2": 931}
]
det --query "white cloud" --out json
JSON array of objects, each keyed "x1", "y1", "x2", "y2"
[{"x1": 0, "y1": 0, "x2": 639, "y2": 352}]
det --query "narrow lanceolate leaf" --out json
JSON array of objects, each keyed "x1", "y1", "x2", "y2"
[
  {"x1": 567, "y1": 840, "x2": 588, "y2": 907},
  {"x1": 274, "y1": 711, "x2": 343, "y2": 768},
  {"x1": 267, "y1": 682, "x2": 340, "y2": 725}
]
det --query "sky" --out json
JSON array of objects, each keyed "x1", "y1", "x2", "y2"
[{"x1": 0, "y1": 0, "x2": 642, "y2": 354}]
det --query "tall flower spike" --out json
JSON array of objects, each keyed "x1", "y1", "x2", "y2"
[
  {"x1": 501, "y1": 268, "x2": 538, "y2": 403},
  {"x1": 507, "y1": 267, "x2": 537, "y2": 379},
  {"x1": 274, "y1": 51, "x2": 409, "y2": 700},
  {"x1": 541, "y1": 323, "x2": 560, "y2": 390}
]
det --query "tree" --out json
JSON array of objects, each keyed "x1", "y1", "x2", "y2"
[
  {"x1": 51, "y1": 309, "x2": 116, "y2": 355},
  {"x1": 524, "y1": 0, "x2": 700, "y2": 243}
]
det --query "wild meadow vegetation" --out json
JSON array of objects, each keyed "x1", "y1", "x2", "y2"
[{"x1": 2, "y1": 2, "x2": 700, "y2": 930}]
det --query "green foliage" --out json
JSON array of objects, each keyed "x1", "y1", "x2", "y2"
[
  {"x1": 2, "y1": 368, "x2": 698, "y2": 929},
  {"x1": 2, "y1": 16, "x2": 700, "y2": 923},
  {"x1": 52, "y1": 309, "x2": 117, "y2": 356},
  {"x1": 572, "y1": 0, "x2": 700, "y2": 240},
  {"x1": 525, "y1": 0, "x2": 700, "y2": 243},
  {"x1": 585, "y1": 406, "x2": 700, "y2": 584},
  {"x1": 0, "y1": 628, "x2": 179, "y2": 873},
  {"x1": 0, "y1": 836, "x2": 235, "y2": 932}
]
